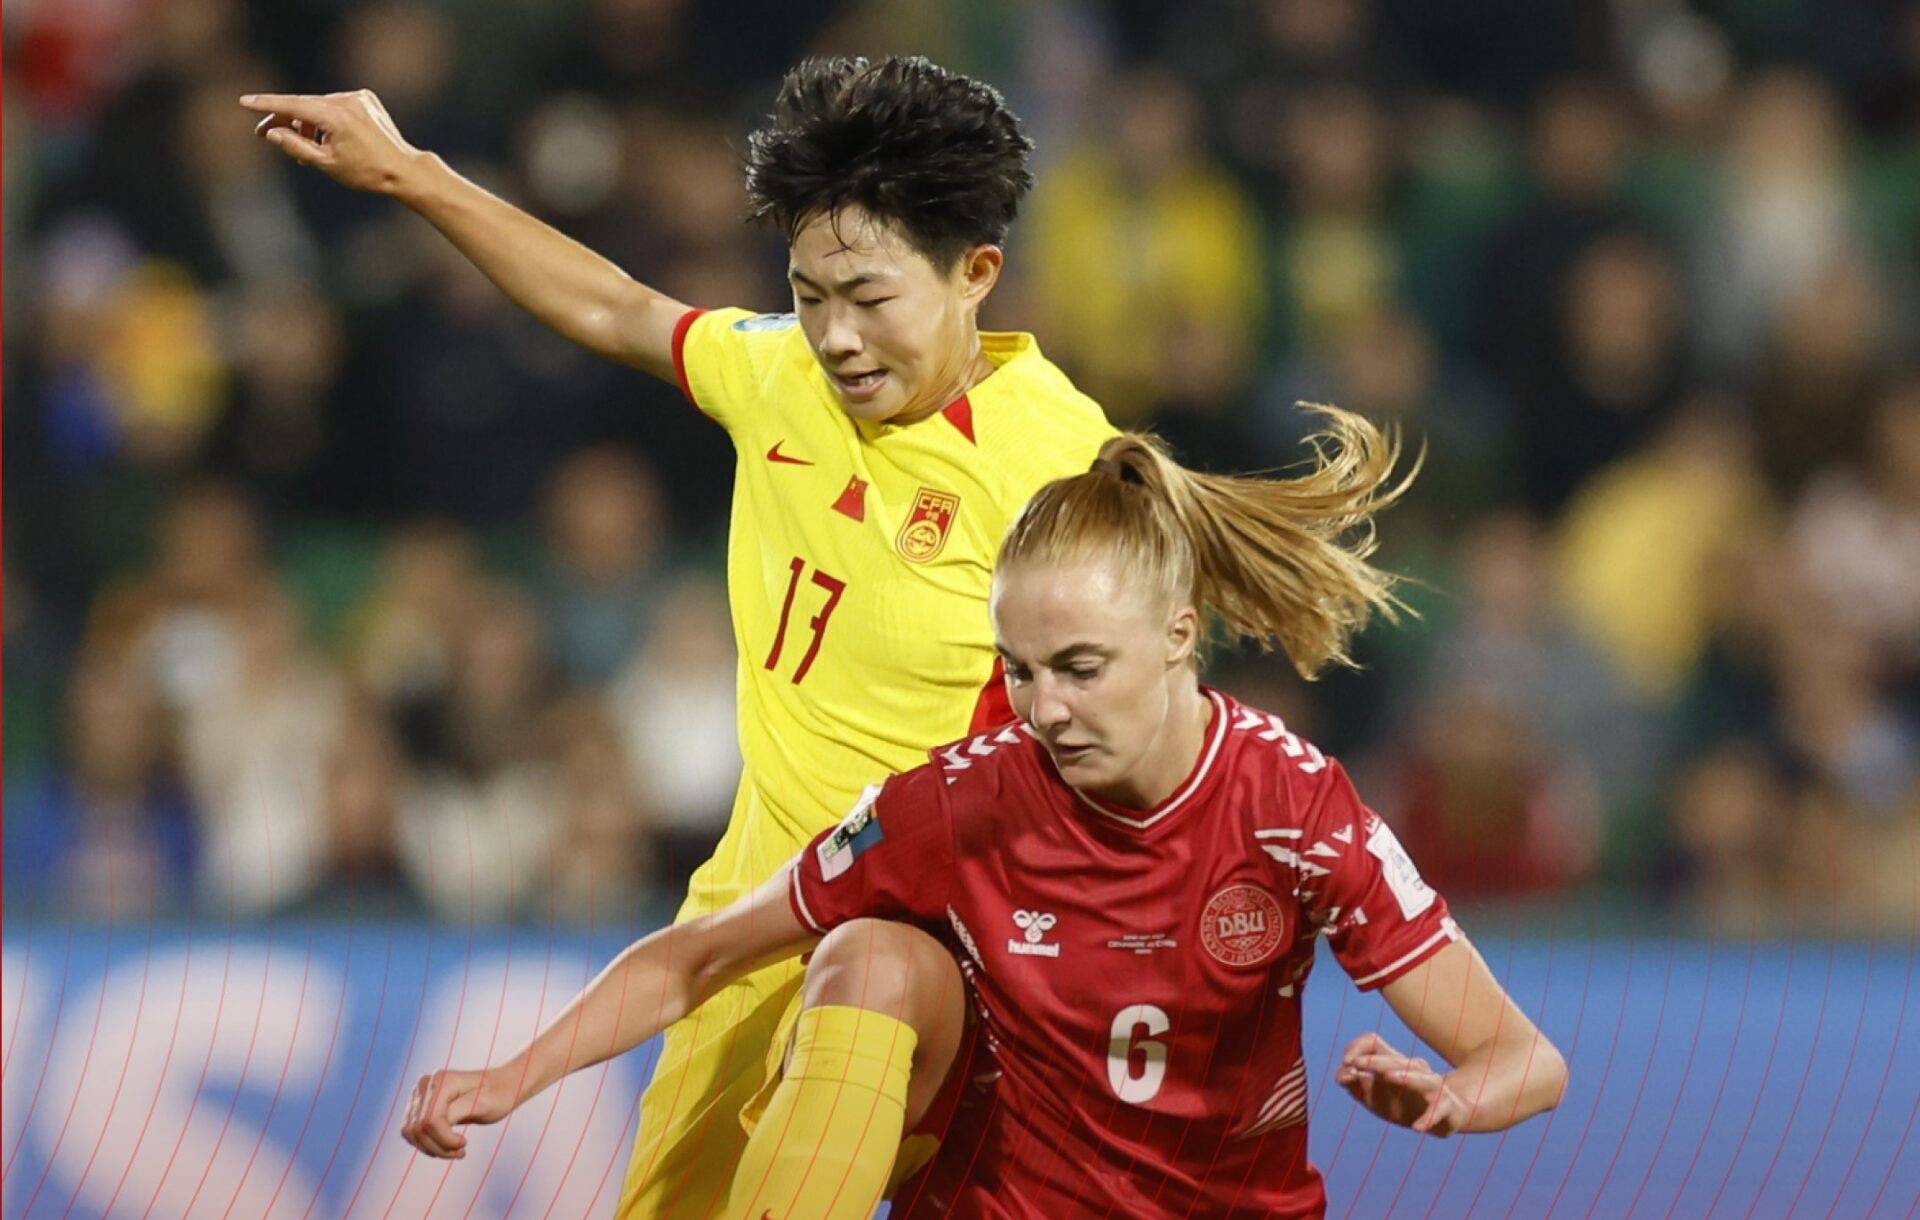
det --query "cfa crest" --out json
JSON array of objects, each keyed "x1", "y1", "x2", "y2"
[{"x1": 896, "y1": 487, "x2": 960, "y2": 563}]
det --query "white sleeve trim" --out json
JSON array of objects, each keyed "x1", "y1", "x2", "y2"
[
  {"x1": 790, "y1": 866, "x2": 827, "y2": 935},
  {"x1": 1350, "y1": 923, "x2": 1457, "y2": 988}
]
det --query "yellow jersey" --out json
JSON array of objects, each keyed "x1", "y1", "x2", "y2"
[{"x1": 669, "y1": 306, "x2": 1116, "y2": 910}]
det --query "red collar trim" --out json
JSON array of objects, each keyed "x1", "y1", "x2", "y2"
[{"x1": 942, "y1": 396, "x2": 976, "y2": 444}]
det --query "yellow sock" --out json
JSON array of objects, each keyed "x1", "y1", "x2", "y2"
[{"x1": 728, "y1": 1004, "x2": 918, "y2": 1220}]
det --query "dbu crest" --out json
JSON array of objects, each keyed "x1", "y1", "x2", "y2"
[{"x1": 896, "y1": 487, "x2": 960, "y2": 563}]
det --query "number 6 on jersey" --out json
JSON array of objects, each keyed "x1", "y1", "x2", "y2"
[{"x1": 1108, "y1": 1004, "x2": 1170, "y2": 1104}]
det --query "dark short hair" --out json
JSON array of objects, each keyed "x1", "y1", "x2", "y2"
[{"x1": 744, "y1": 56, "x2": 1035, "y2": 268}]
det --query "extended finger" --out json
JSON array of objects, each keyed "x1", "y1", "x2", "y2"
[{"x1": 238, "y1": 93, "x2": 341, "y2": 124}]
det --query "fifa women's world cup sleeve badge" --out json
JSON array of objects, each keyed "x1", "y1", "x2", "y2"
[
  {"x1": 896, "y1": 487, "x2": 961, "y2": 563},
  {"x1": 818, "y1": 783, "x2": 885, "y2": 881}
]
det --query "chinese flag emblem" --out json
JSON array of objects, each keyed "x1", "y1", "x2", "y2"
[{"x1": 896, "y1": 487, "x2": 961, "y2": 563}]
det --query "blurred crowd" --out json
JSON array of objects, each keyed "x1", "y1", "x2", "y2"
[{"x1": 6, "y1": 0, "x2": 1920, "y2": 934}]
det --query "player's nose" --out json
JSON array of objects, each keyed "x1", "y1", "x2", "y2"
[
  {"x1": 818, "y1": 307, "x2": 862, "y2": 359},
  {"x1": 1030, "y1": 678, "x2": 1073, "y2": 729}
]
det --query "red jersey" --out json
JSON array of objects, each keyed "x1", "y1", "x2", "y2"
[{"x1": 788, "y1": 688, "x2": 1460, "y2": 1218}]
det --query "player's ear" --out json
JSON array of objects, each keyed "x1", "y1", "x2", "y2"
[
  {"x1": 1166, "y1": 604, "x2": 1199, "y2": 669},
  {"x1": 956, "y1": 244, "x2": 1003, "y2": 308}
]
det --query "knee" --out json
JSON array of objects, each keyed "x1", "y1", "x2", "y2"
[{"x1": 802, "y1": 919, "x2": 956, "y2": 1028}]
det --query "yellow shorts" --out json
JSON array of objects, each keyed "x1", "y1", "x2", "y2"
[{"x1": 615, "y1": 961, "x2": 803, "y2": 1219}]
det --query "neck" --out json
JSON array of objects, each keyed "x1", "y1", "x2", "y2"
[
  {"x1": 891, "y1": 332, "x2": 995, "y2": 426},
  {"x1": 1089, "y1": 680, "x2": 1213, "y2": 811}
]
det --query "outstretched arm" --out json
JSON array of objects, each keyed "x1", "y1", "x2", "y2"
[
  {"x1": 400, "y1": 865, "x2": 816, "y2": 1158},
  {"x1": 1335, "y1": 938, "x2": 1568, "y2": 1136},
  {"x1": 241, "y1": 89, "x2": 692, "y2": 380}
]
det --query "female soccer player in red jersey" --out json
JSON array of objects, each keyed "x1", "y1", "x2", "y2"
[{"x1": 402, "y1": 407, "x2": 1567, "y2": 1218}]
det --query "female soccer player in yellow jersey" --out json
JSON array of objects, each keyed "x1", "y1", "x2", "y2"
[{"x1": 243, "y1": 56, "x2": 1116, "y2": 1217}]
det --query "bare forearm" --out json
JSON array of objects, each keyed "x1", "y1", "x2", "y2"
[
  {"x1": 494, "y1": 930, "x2": 700, "y2": 1107},
  {"x1": 1444, "y1": 1032, "x2": 1568, "y2": 1132},
  {"x1": 392, "y1": 152, "x2": 681, "y2": 373}
]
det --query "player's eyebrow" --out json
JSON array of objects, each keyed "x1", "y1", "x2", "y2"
[
  {"x1": 787, "y1": 268, "x2": 891, "y2": 293},
  {"x1": 1044, "y1": 643, "x2": 1109, "y2": 665},
  {"x1": 996, "y1": 643, "x2": 1108, "y2": 667}
]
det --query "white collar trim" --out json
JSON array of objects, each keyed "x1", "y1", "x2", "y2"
[{"x1": 1070, "y1": 689, "x2": 1228, "y2": 831}]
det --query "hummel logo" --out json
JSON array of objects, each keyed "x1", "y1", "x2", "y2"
[
  {"x1": 766, "y1": 441, "x2": 813, "y2": 466},
  {"x1": 1008, "y1": 909, "x2": 1060, "y2": 957}
]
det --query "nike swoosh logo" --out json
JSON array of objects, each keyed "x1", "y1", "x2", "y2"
[{"x1": 766, "y1": 441, "x2": 813, "y2": 466}]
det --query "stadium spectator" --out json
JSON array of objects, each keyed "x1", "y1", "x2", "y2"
[
  {"x1": 181, "y1": 585, "x2": 346, "y2": 915},
  {"x1": 280, "y1": 695, "x2": 432, "y2": 919},
  {"x1": 1259, "y1": 302, "x2": 1516, "y2": 520},
  {"x1": 607, "y1": 575, "x2": 741, "y2": 883},
  {"x1": 1505, "y1": 230, "x2": 1687, "y2": 516},
  {"x1": 207, "y1": 276, "x2": 356, "y2": 514},
  {"x1": 1668, "y1": 743, "x2": 1786, "y2": 931},
  {"x1": 1747, "y1": 254, "x2": 1889, "y2": 495},
  {"x1": 1174, "y1": 0, "x2": 1408, "y2": 199},
  {"x1": 1027, "y1": 66, "x2": 1264, "y2": 423},
  {"x1": 84, "y1": 480, "x2": 276, "y2": 706},
  {"x1": 531, "y1": 695, "x2": 657, "y2": 922},
  {"x1": 1689, "y1": 69, "x2": 1875, "y2": 380},
  {"x1": 536, "y1": 445, "x2": 667, "y2": 687},
  {"x1": 343, "y1": 520, "x2": 485, "y2": 741},
  {"x1": 1787, "y1": 376, "x2": 1920, "y2": 678},
  {"x1": 1556, "y1": 397, "x2": 1771, "y2": 698},
  {"x1": 1477, "y1": 76, "x2": 1642, "y2": 418},
  {"x1": 1376, "y1": 513, "x2": 1611, "y2": 898},
  {"x1": 1267, "y1": 80, "x2": 1400, "y2": 351},
  {"x1": 2, "y1": 647, "x2": 198, "y2": 919},
  {"x1": 400, "y1": 583, "x2": 560, "y2": 920}
]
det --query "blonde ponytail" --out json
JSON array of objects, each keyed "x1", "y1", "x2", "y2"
[{"x1": 997, "y1": 404, "x2": 1416, "y2": 677}]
